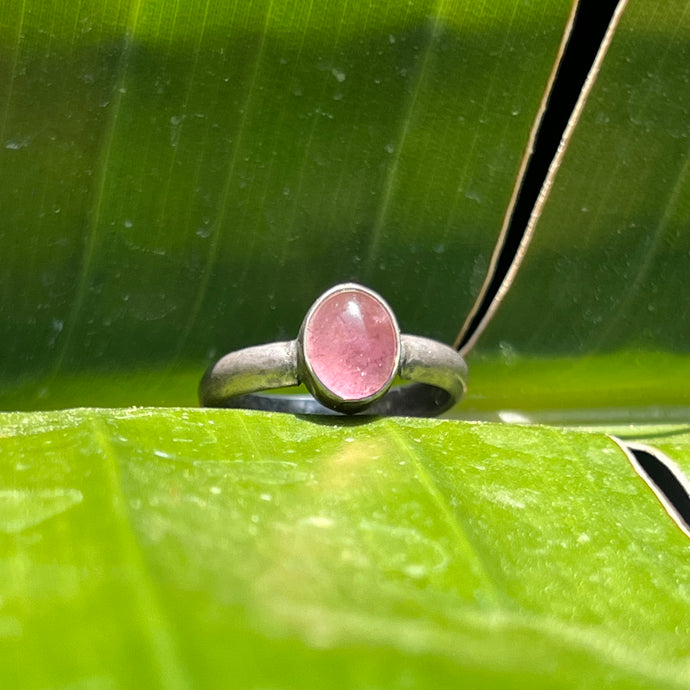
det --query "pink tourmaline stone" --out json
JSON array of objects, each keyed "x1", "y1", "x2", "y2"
[{"x1": 304, "y1": 287, "x2": 399, "y2": 401}]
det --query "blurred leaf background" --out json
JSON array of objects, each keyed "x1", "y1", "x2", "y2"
[
  {"x1": 0, "y1": 0, "x2": 578, "y2": 408},
  {"x1": 469, "y1": 0, "x2": 690, "y2": 414}
]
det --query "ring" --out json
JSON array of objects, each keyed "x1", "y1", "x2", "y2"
[{"x1": 199, "y1": 283, "x2": 468, "y2": 417}]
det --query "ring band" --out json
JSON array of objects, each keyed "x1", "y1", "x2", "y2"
[{"x1": 199, "y1": 283, "x2": 468, "y2": 417}]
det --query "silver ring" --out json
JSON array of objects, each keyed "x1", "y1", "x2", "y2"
[{"x1": 199, "y1": 283, "x2": 468, "y2": 417}]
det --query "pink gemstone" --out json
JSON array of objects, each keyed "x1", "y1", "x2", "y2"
[{"x1": 304, "y1": 287, "x2": 399, "y2": 401}]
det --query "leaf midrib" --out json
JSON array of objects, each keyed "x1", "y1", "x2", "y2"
[{"x1": 90, "y1": 414, "x2": 192, "y2": 690}]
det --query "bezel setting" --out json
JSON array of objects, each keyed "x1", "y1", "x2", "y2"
[{"x1": 297, "y1": 283, "x2": 401, "y2": 413}]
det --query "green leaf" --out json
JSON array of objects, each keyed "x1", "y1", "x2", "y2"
[
  {"x1": 470, "y1": 0, "x2": 690, "y2": 409},
  {"x1": 0, "y1": 0, "x2": 575, "y2": 408},
  {"x1": 613, "y1": 424, "x2": 690, "y2": 471},
  {"x1": 2, "y1": 408, "x2": 690, "y2": 688}
]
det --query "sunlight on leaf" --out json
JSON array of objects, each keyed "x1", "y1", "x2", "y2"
[{"x1": 1, "y1": 407, "x2": 689, "y2": 688}]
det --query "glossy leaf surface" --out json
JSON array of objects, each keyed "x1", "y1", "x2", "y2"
[{"x1": 1, "y1": 408, "x2": 690, "y2": 689}]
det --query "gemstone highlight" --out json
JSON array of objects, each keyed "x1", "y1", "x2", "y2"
[{"x1": 304, "y1": 287, "x2": 399, "y2": 401}]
